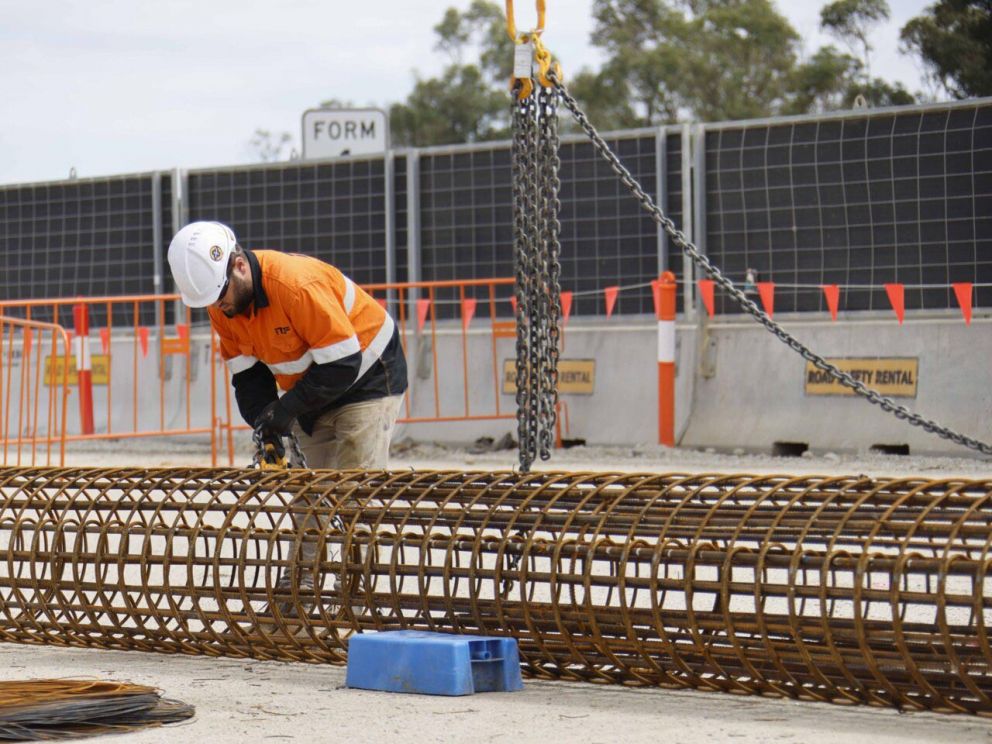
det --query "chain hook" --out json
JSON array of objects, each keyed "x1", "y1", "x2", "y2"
[
  {"x1": 251, "y1": 427, "x2": 310, "y2": 470},
  {"x1": 506, "y1": 1, "x2": 559, "y2": 100},
  {"x1": 531, "y1": 35, "x2": 562, "y2": 90}
]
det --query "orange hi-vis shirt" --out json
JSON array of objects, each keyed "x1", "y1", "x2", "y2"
[{"x1": 209, "y1": 250, "x2": 395, "y2": 393}]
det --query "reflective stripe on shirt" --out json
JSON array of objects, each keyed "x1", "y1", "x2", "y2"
[
  {"x1": 357, "y1": 313, "x2": 395, "y2": 380},
  {"x1": 227, "y1": 355, "x2": 259, "y2": 375}
]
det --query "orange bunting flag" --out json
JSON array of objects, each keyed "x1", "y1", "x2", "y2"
[
  {"x1": 560, "y1": 291, "x2": 573, "y2": 326},
  {"x1": 757, "y1": 282, "x2": 775, "y2": 318},
  {"x1": 138, "y1": 326, "x2": 149, "y2": 358},
  {"x1": 376, "y1": 297, "x2": 388, "y2": 311},
  {"x1": 697, "y1": 279, "x2": 715, "y2": 318},
  {"x1": 603, "y1": 286, "x2": 619, "y2": 318},
  {"x1": 509, "y1": 295, "x2": 517, "y2": 315},
  {"x1": 821, "y1": 284, "x2": 840, "y2": 321},
  {"x1": 952, "y1": 282, "x2": 973, "y2": 326},
  {"x1": 416, "y1": 298, "x2": 431, "y2": 332},
  {"x1": 650, "y1": 279, "x2": 661, "y2": 319},
  {"x1": 176, "y1": 324, "x2": 188, "y2": 341},
  {"x1": 99, "y1": 327, "x2": 111, "y2": 354},
  {"x1": 461, "y1": 298, "x2": 477, "y2": 332},
  {"x1": 884, "y1": 283, "x2": 905, "y2": 325}
]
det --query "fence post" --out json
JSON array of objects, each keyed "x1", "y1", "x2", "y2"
[
  {"x1": 72, "y1": 303, "x2": 95, "y2": 435},
  {"x1": 656, "y1": 126, "x2": 668, "y2": 276},
  {"x1": 656, "y1": 272, "x2": 677, "y2": 447}
]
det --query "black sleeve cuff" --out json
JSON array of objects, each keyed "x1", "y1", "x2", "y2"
[
  {"x1": 232, "y1": 361, "x2": 278, "y2": 426},
  {"x1": 279, "y1": 352, "x2": 362, "y2": 417}
]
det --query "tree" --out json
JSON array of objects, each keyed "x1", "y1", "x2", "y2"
[
  {"x1": 588, "y1": 1, "x2": 683, "y2": 124},
  {"x1": 323, "y1": 0, "x2": 923, "y2": 149},
  {"x1": 820, "y1": 0, "x2": 890, "y2": 80},
  {"x1": 565, "y1": 68, "x2": 642, "y2": 131},
  {"x1": 590, "y1": 0, "x2": 817, "y2": 123},
  {"x1": 247, "y1": 129, "x2": 294, "y2": 162},
  {"x1": 816, "y1": 0, "x2": 915, "y2": 107},
  {"x1": 683, "y1": 0, "x2": 804, "y2": 121},
  {"x1": 844, "y1": 78, "x2": 915, "y2": 107},
  {"x1": 785, "y1": 45, "x2": 860, "y2": 114},
  {"x1": 389, "y1": 66, "x2": 509, "y2": 147},
  {"x1": 390, "y1": 1, "x2": 513, "y2": 146},
  {"x1": 433, "y1": 2, "x2": 514, "y2": 84},
  {"x1": 900, "y1": 0, "x2": 992, "y2": 98}
]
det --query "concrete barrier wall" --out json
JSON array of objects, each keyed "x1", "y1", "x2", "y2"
[
  {"x1": 396, "y1": 311, "x2": 991, "y2": 457},
  {"x1": 679, "y1": 312, "x2": 992, "y2": 456}
]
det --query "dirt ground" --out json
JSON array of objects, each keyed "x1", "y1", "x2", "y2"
[
  {"x1": 0, "y1": 643, "x2": 987, "y2": 744},
  {"x1": 50, "y1": 433, "x2": 992, "y2": 480},
  {"x1": 3, "y1": 437, "x2": 991, "y2": 742}
]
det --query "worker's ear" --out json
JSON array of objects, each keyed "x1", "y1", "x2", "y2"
[{"x1": 233, "y1": 253, "x2": 249, "y2": 277}]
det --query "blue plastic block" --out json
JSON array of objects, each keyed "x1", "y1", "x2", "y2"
[{"x1": 346, "y1": 630, "x2": 524, "y2": 696}]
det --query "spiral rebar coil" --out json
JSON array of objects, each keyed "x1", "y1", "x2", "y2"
[{"x1": 0, "y1": 467, "x2": 989, "y2": 714}]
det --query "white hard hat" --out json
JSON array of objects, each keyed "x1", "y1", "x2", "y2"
[{"x1": 167, "y1": 221, "x2": 238, "y2": 307}]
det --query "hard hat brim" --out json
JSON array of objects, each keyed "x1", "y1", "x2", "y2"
[{"x1": 180, "y1": 286, "x2": 221, "y2": 309}]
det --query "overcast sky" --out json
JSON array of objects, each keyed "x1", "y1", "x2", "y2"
[{"x1": 1, "y1": 0, "x2": 935, "y2": 186}]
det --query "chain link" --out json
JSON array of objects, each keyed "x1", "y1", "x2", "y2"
[
  {"x1": 512, "y1": 81, "x2": 564, "y2": 472},
  {"x1": 250, "y1": 427, "x2": 265, "y2": 469},
  {"x1": 289, "y1": 432, "x2": 309, "y2": 469},
  {"x1": 549, "y1": 70, "x2": 992, "y2": 458},
  {"x1": 537, "y1": 85, "x2": 562, "y2": 460},
  {"x1": 512, "y1": 88, "x2": 536, "y2": 471}
]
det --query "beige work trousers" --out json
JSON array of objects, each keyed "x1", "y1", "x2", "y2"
[
  {"x1": 292, "y1": 394, "x2": 404, "y2": 470},
  {"x1": 289, "y1": 394, "x2": 404, "y2": 566}
]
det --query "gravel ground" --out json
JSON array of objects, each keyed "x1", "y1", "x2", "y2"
[
  {"x1": 3, "y1": 436, "x2": 991, "y2": 742},
  {"x1": 389, "y1": 438, "x2": 992, "y2": 480},
  {"x1": 47, "y1": 434, "x2": 992, "y2": 480}
]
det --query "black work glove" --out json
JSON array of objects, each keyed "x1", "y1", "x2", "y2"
[
  {"x1": 255, "y1": 399, "x2": 295, "y2": 437},
  {"x1": 257, "y1": 432, "x2": 286, "y2": 466},
  {"x1": 253, "y1": 400, "x2": 293, "y2": 469}
]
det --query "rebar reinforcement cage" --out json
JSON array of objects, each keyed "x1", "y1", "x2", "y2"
[{"x1": 0, "y1": 467, "x2": 989, "y2": 714}]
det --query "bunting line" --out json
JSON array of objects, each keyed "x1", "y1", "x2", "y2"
[{"x1": 400, "y1": 278, "x2": 983, "y2": 329}]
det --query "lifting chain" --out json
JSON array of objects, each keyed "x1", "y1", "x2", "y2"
[
  {"x1": 512, "y1": 81, "x2": 562, "y2": 473},
  {"x1": 548, "y1": 69, "x2": 992, "y2": 458}
]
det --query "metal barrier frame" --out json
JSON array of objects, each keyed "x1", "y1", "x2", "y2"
[
  {"x1": 0, "y1": 316, "x2": 71, "y2": 466},
  {"x1": 0, "y1": 295, "x2": 207, "y2": 459}
]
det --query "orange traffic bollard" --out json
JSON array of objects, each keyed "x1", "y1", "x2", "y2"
[{"x1": 655, "y1": 272, "x2": 676, "y2": 446}]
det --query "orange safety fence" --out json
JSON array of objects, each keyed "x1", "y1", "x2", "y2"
[
  {"x1": 365, "y1": 277, "x2": 518, "y2": 423},
  {"x1": 213, "y1": 278, "x2": 520, "y2": 465},
  {"x1": 0, "y1": 316, "x2": 71, "y2": 466},
  {"x1": 1, "y1": 279, "x2": 536, "y2": 468},
  {"x1": 0, "y1": 295, "x2": 208, "y2": 464}
]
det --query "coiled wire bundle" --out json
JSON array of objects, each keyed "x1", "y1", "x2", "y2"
[{"x1": 0, "y1": 679, "x2": 193, "y2": 740}]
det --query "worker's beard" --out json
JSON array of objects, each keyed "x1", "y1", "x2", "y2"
[{"x1": 222, "y1": 281, "x2": 253, "y2": 318}]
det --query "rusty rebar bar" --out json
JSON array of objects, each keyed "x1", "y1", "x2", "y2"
[{"x1": 0, "y1": 467, "x2": 990, "y2": 714}]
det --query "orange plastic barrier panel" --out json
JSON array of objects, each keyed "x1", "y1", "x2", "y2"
[{"x1": 0, "y1": 315, "x2": 71, "y2": 466}]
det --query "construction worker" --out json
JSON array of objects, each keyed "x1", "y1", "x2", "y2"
[{"x1": 167, "y1": 220, "x2": 407, "y2": 625}]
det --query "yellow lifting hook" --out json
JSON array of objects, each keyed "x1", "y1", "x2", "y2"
[
  {"x1": 505, "y1": 0, "x2": 561, "y2": 99},
  {"x1": 505, "y1": 0, "x2": 545, "y2": 41}
]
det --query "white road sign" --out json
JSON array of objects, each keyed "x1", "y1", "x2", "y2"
[{"x1": 301, "y1": 108, "x2": 389, "y2": 159}]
